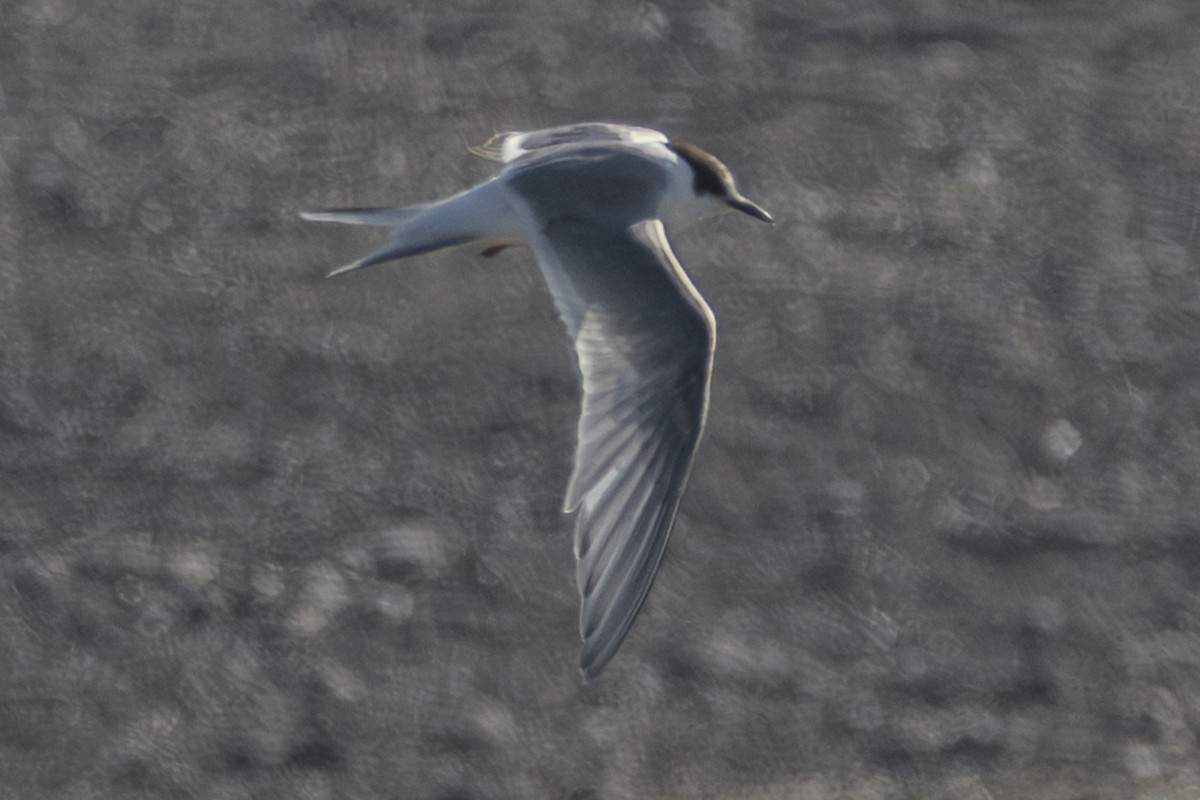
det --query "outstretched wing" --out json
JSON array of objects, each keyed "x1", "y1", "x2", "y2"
[
  {"x1": 470, "y1": 123, "x2": 667, "y2": 163},
  {"x1": 524, "y1": 217, "x2": 715, "y2": 680}
]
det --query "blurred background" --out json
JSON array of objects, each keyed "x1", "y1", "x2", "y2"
[{"x1": 5, "y1": 0, "x2": 1200, "y2": 797}]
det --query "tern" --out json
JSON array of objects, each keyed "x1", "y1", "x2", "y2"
[{"x1": 302, "y1": 123, "x2": 772, "y2": 679}]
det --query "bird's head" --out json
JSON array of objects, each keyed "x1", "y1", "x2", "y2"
[{"x1": 667, "y1": 141, "x2": 774, "y2": 224}]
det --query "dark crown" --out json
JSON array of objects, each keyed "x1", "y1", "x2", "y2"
[{"x1": 667, "y1": 142, "x2": 735, "y2": 198}]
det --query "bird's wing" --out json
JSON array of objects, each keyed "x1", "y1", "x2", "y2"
[
  {"x1": 524, "y1": 217, "x2": 715, "y2": 679},
  {"x1": 469, "y1": 123, "x2": 667, "y2": 163}
]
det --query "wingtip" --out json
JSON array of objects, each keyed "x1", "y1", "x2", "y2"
[
  {"x1": 579, "y1": 653, "x2": 605, "y2": 683},
  {"x1": 467, "y1": 132, "x2": 507, "y2": 161},
  {"x1": 467, "y1": 143, "x2": 501, "y2": 161},
  {"x1": 578, "y1": 624, "x2": 623, "y2": 681}
]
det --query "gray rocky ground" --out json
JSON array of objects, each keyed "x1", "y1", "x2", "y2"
[{"x1": 4, "y1": 1, "x2": 1200, "y2": 798}]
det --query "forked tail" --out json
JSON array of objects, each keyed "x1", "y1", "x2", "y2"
[
  {"x1": 300, "y1": 207, "x2": 424, "y2": 227},
  {"x1": 300, "y1": 179, "x2": 522, "y2": 277},
  {"x1": 300, "y1": 205, "x2": 444, "y2": 277}
]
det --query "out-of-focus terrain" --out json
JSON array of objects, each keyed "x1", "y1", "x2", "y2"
[{"x1": 4, "y1": 1, "x2": 1200, "y2": 797}]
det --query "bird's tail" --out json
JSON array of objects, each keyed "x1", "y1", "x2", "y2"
[
  {"x1": 300, "y1": 205, "x2": 444, "y2": 277},
  {"x1": 300, "y1": 179, "x2": 522, "y2": 278},
  {"x1": 299, "y1": 207, "x2": 424, "y2": 227}
]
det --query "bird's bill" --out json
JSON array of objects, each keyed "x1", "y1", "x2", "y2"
[{"x1": 728, "y1": 195, "x2": 774, "y2": 223}]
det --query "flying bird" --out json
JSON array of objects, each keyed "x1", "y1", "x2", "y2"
[{"x1": 302, "y1": 123, "x2": 772, "y2": 679}]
